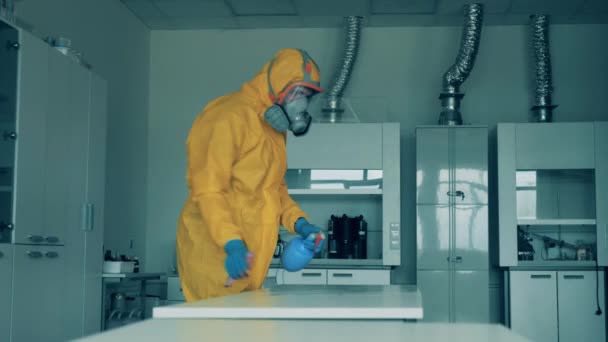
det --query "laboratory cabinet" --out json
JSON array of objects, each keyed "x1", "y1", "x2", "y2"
[
  {"x1": 415, "y1": 126, "x2": 489, "y2": 323},
  {"x1": 497, "y1": 122, "x2": 608, "y2": 267},
  {"x1": 284, "y1": 123, "x2": 401, "y2": 268},
  {"x1": 0, "y1": 244, "x2": 13, "y2": 342},
  {"x1": 1, "y1": 19, "x2": 107, "y2": 342},
  {"x1": 509, "y1": 270, "x2": 606, "y2": 342}
]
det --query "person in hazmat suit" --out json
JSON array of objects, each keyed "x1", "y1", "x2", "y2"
[{"x1": 177, "y1": 48, "x2": 326, "y2": 301}]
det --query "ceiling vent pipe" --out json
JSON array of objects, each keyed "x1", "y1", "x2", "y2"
[
  {"x1": 321, "y1": 16, "x2": 363, "y2": 123},
  {"x1": 530, "y1": 14, "x2": 557, "y2": 122},
  {"x1": 438, "y1": 3, "x2": 484, "y2": 125}
]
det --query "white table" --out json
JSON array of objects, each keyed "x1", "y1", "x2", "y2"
[
  {"x1": 153, "y1": 285, "x2": 422, "y2": 320},
  {"x1": 76, "y1": 319, "x2": 531, "y2": 342}
]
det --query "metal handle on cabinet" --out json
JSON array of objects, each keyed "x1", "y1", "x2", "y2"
[
  {"x1": 27, "y1": 251, "x2": 43, "y2": 259},
  {"x1": 447, "y1": 256, "x2": 463, "y2": 263},
  {"x1": 45, "y1": 236, "x2": 59, "y2": 243},
  {"x1": 7, "y1": 41, "x2": 20, "y2": 50},
  {"x1": 2, "y1": 131, "x2": 17, "y2": 140},
  {"x1": 530, "y1": 274, "x2": 551, "y2": 279},
  {"x1": 301, "y1": 272, "x2": 323, "y2": 277},
  {"x1": 0, "y1": 222, "x2": 13, "y2": 230},
  {"x1": 332, "y1": 273, "x2": 353, "y2": 278},
  {"x1": 45, "y1": 251, "x2": 59, "y2": 259},
  {"x1": 28, "y1": 235, "x2": 44, "y2": 243},
  {"x1": 0, "y1": 251, "x2": 4, "y2": 258},
  {"x1": 563, "y1": 275, "x2": 584, "y2": 280},
  {"x1": 447, "y1": 190, "x2": 465, "y2": 201}
]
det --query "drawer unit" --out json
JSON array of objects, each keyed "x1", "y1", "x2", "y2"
[
  {"x1": 327, "y1": 269, "x2": 390, "y2": 285},
  {"x1": 167, "y1": 276, "x2": 185, "y2": 301},
  {"x1": 279, "y1": 269, "x2": 327, "y2": 285}
]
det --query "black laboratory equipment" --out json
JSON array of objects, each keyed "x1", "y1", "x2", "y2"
[{"x1": 328, "y1": 214, "x2": 367, "y2": 259}]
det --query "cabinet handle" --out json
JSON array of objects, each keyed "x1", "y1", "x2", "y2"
[
  {"x1": 0, "y1": 251, "x2": 4, "y2": 258},
  {"x1": 332, "y1": 273, "x2": 353, "y2": 278},
  {"x1": 301, "y1": 272, "x2": 323, "y2": 277},
  {"x1": 45, "y1": 251, "x2": 59, "y2": 259},
  {"x1": 563, "y1": 275, "x2": 584, "y2": 280},
  {"x1": 530, "y1": 274, "x2": 551, "y2": 279},
  {"x1": 447, "y1": 256, "x2": 463, "y2": 263},
  {"x1": 28, "y1": 235, "x2": 44, "y2": 243},
  {"x1": 0, "y1": 222, "x2": 14, "y2": 230},
  {"x1": 2, "y1": 131, "x2": 17, "y2": 140},
  {"x1": 45, "y1": 236, "x2": 59, "y2": 243},
  {"x1": 27, "y1": 251, "x2": 43, "y2": 258},
  {"x1": 7, "y1": 41, "x2": 19, "y2": 50},
  {"x1": 447, "y1": 190, "x2": 465, "y2": 200}
]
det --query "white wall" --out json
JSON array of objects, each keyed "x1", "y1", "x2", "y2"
[
  {"x1": 15, "y1": 0, "x2": 151, "y2": 262},
  {"x1": 147, "y1": 25, "x2": 608, "y2": 279}
]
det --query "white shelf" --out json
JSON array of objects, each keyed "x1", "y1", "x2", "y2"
[
  {"x1": 517, "y1": 219, "x2": 596, "y2": 226},
  {"x1": 288, "y1": 189, "x2": 382, "y2": 195}
]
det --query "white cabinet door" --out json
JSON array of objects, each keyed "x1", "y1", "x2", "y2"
[
  {"x1": 13, "y1": 30, "x2": 49, "y2": 244},
  {"x1": 416, "y1": 205, "x2": 450, "y2": 270},
  {"x1": 509, "y1": 271, "x2": 558, "y2": 342},
  {"x1": 0, "y1": 244, "x2": 14, "y2": 342},
  {"x1": 416, "y1": 128, "x2": 449, "y2": 205},
  {"x1": 81, "y1": 73, "x2": 107, "y2": 335},
  {"x1": 327, "y1": 269, "x2": 390, "y2": 285},
  {"x1": 278, "y1": 269, "x2": 327, "y2": 285},
  {"x1": 497, "y1": 124, "x2": 518, "y2": 267},
  {"x1": 417, "y1": 270, "x2": 450, "y2": 322},
  {"x1": 11, "y1": 245, "x2": 67, "y2": 342},
  {"x1": 62, "y1": 60, "x2": 92, "y2": 340},
  {"x1": 167, "y1": 276, "x2": 185, "y2": 301},
  {"x1": 454, "y1": 271, "x2": 489, "y2": 323},
  {"x1": 557, "y1": 271, "x2": 606, "y2": 342},
  {"x1": 595, "y1": 122, "x2": 608, "y2": 266},
  {"x1": 42, "y1": 47, "x2": 71, "y2": 245},
  {"x1": 454, "y1": 205, "x2": 488, "y2": 271},
  {"x1": 453, "y1": 128, "x2": 488, "y2": 205}
]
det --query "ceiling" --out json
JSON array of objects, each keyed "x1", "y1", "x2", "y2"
[{"x1": 120, "y1": 0, "x2": 608, "y2": 30}]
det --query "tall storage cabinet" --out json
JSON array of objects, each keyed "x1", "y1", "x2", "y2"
[
  {"x1": 1, "y1": 20, "x2": 107, "y2": 342},
  {"x1": 416, "y1": 126, "x2": 489, "y2": 323}
]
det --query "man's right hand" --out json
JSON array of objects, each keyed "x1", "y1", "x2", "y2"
[{"x1": 224, "y1": 240, "x2": 250, "y2": 279}]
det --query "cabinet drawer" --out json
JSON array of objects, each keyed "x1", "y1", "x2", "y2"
[
  {"x1": 167, "y1": 277, "x2": 185, "y2": 301},
  {"x1": 327, "y1": 269, "x2": 390, "y2": 285},
  {"x1": 280, "y1": 270, "x2": 327, "y2": 285}
]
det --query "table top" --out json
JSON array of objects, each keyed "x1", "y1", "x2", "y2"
[
  {"x1": 153, "y1": 285, "x2": 423, "y2": 320},
  {"x1": 77, "y1": 320, "x2": 530, "y2": 342}
]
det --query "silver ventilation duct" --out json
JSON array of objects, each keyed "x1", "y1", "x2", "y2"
[
  {"x1": 322, "y1": 16, "x2": 363, "y2": 123},
  {"x1": 530, "y1": 14, "x2": 557, "y2": 122},
  {"x1": 438, "y1": 3, "x2": 484, "y2": 125}
]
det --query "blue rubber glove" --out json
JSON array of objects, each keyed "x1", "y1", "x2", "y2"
[
  {"x1": 295, "y1": 218, "x2": 326, "y2": 254},
  {"x1": 224, "y1": 240, "x2": 249, "y2": 279}
]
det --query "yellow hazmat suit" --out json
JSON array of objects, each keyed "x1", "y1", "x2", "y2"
[{"x1": 177, "y1": 48, "x2": 323, "y2": 301}]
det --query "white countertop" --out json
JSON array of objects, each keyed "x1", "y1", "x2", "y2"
[
  {"x1": 153, "y1": 285, "x2": 422, "y2": 320},
  {"x1": 77, "y1": 320, "x2": 530, "y2": 342}
]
